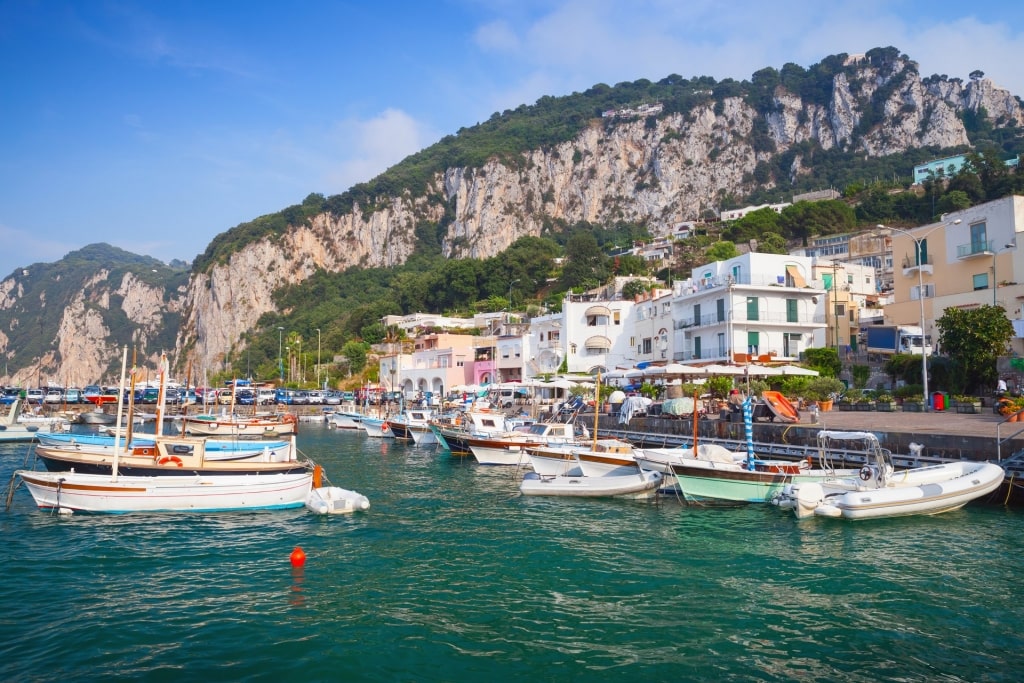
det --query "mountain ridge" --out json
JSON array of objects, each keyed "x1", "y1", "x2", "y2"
[{"x1": 2, "y1": 46, "x2": 1023, "y2": 386}]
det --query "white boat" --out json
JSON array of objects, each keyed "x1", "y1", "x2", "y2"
[
  {"x1": 467, "y1": 421, "x2": 584, "y2": 466},
  {"x1": 774, "y1": 431, "x2": 1005, "y2": 520},
  {"x1": 360, "y1": 416, "x2": 393, "y2": 439},
  {"x1": 329, "y1": 409, "x2": 366, "y2": 430},
  {"x1": 432, "y1": 410, "x2": 532, "y2": 454},
  {"x1": 408, "y1": 422, "x2": 438, "y2": 446},
  {"x1": 0, "y1": 400, "x2": 68, "y2": 442},
  {"x1": 77, "y1": 408, "x2": 116, "y2": 425},
  {"x1": 305, "y1": 486, "x2": 371, "y2": 514},
  {"x1": 16, "y1": 469, "x2": 312, "y2": 514},
  {"x1": 385, "y1": 408, "x2": 434, "y2": 440},
  {"x1": 519, "y1": 469, "x2": 663, "y2": 498}
]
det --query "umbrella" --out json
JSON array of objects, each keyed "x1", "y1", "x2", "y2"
[
  {"x1": 774, "y1": 365, "x2": 819, "y2": 376},
  {"x1": 743, "y1": 365, "x2": 783, "y2": 377},
  {"x1": 702, "y1": 364, "x2": 746, "y2": 376}
]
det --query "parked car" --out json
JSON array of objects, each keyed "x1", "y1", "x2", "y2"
[
  {"x1": 324, "y1": 391, "x2": 342, "y2": 405},
  {"x1": 305, "y1": 390, "x2": 324, "y2": 405},
  {"x1": 64, "y1": 388, "x2": 83, "y2": 404},
  {"x1": 43, "y1": 389, "x2": 65, "y2": 404},
  {"x1": 26, "y1": 388, "x2": 45, "y2": 404},
  {"x1": 217, "y1": 390, "x2": 235, "y2": 405},
  {"x1": 257, "y1": 389, "x2": 277, "y2": 405},
  {"x1": 291, "y1": 391, "x2": 310, "y2": 406},
  {"x1": 236, "y1": 389, "x2": 256, "y2": 405},
  {"x1": 140, "y1": 388, "x2": 161, "y2": 404},
  {"x1": 0, "y1": 387, "x2": 21, "y2": 405},
  {"x1": 340, "y1": 391, "x2": 356, "y2": 403}
]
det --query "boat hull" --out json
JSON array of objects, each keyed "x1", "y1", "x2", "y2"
[
  {"x1": 519, "y1": 470, "x2": 662, "y2": 498},
  {"x1": 17, "y1": 470, "x2": 312, "y2": 514},
  {"x1": 305, "y1": 486, "x2": 370, "y2": 514},
  {"x1": 789, "y1": 461, "x2": 1005, "y2": 520}
]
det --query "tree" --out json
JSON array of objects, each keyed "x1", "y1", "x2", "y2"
[
  {"x1": 341, "y1": 340, "x2": 369, "y2": 375},
  {"x1": 560, "y1": 231, "x2": 609, "y2": 290},
  {"x1": 936, "y1": 305, "x2": 1013, "y2": 394},
  {"x1": 704, "y1": 240, "x2": 739, "y2": 262},
  {"x1": 757, "y1": 233, "x2": 788, "y2": 254},
  {"x1": 803, "y1": 347, "x2": 841, "y2": 377}
]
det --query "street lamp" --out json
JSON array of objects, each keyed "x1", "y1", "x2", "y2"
[
  {"x1": 508, "y1": 278, "x2": 520, "y2": 323},
  {"x1": 992, "y1": 243, "x2": 1016, "y2": 307},
  {"x1": 879, "y1": 221, "x2": 959, "y2": 411},
  {"x1": 316, "y1": 328, "x2": 322, "y2": 389},
  {"x1": 277, "y1": 327, "x2": 284, "y2": 384}
]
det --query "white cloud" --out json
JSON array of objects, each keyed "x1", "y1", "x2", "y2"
[{"x1": 323, "y1": 109, "x2": 435, "y2": 192}]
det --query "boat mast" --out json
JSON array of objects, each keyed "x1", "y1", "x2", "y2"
[{"x1": 111, "y1": 345, "x2": 129, "y2": 480}]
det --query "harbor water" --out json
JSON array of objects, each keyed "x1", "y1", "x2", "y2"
[{"x1": 2, "y1": 424, "x2": 1023, "y2": 682}]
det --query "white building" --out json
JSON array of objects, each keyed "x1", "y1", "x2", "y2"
[
  {"x1": 671, "y1": 253, "x2": 825, "y2": 363},
  {"x1": 526, "y1": 279, "x2": 642, "y2": 376}
]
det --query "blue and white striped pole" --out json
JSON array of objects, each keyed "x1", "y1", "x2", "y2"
[{"x1": 743, "y1": 396, "x2": 754, "y2": 470}]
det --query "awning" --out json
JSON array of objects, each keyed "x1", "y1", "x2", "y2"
[
  {"x1": 786, "y1": 265, "x2": 807, "y2": 288},
  {"x1": 584, "y1": 335, "x2": 612, "y2": 350},
  {"x1": 585, "y1": 305, "x2": 612, "y2": 317}
]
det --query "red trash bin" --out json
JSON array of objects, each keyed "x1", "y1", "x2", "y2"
[{"x1": 931, "y1": 392, "x2": 944, "y2": 411}]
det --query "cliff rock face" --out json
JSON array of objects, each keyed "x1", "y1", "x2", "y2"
[
  {"x1": 6, "y1": 56, "x2": 1024, "y2": 382},
  {"x1": 180, "y1": 60, "x2": 1024, "y2": 373}
]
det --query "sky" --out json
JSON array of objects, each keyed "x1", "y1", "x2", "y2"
[{"x1": 1, "y1": 0, "x2": 1022, "y2": 278}]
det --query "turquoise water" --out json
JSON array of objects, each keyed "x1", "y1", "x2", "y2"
[{"x1": 2, "y1": 426, "x2": 1023, "y2": 682}]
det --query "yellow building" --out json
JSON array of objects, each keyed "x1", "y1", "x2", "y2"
[{"x1": 884, "y1": 196, "x2": 1024, "y2": 355}]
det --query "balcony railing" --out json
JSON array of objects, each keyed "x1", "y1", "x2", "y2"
[{"x1": 956, "y1": 240, "x2": 993, "y2": 259}]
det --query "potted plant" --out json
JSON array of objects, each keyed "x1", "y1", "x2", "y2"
[
  {"x1": 953, "y1": 395, "x2": 983, "y2": 414},
  {"x1": 903, "y1": 396, "x2": 924, "y2": 412},
  {"x1": 803, "y1": 377, "x2": 845, "y2": 412},
  {"x1": 854, "y1": 395, "x2": 875, "y2": 411},
  {"x1": 875, "y1": 393, "x2": 897, "y2": 412}
]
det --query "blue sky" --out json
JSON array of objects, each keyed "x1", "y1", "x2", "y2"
[{"x1": 1, "y1": 0, "x2": 1022, "y2": 278}]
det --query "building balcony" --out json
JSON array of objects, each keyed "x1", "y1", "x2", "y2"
[
  {"x1": 901, "y1": 255, "x2": 933, "y2": 276},
  {"x1": 956, "y1": 240, "x2": 993, "y2": 260}
]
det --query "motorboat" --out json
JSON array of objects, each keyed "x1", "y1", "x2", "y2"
[
  {"x1": 774, "y1": 431, "x2": 1005, "y2": 520},
  {"x1": 467, "y1": 421, "x2": 585, "y2": 466}
]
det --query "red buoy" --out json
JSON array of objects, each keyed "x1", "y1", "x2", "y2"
[{"x1": 290, "y1": 547, "x2": 306, "y2": 567}]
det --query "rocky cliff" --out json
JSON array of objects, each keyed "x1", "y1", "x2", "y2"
[{"x1": 2, "y1": 52, "x2": 1022, "y2": 384}]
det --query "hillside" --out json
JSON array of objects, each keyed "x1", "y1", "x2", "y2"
[{"x1": 2, "y1": 46, "x2": 1023, "y2": 385}]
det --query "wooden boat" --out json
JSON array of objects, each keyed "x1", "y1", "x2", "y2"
[
  {"x1": 467, "y1": 421, "x2": 584, "y2": 466},
  {"x1": 519, "y1": 469, "x2": 662, "y2": 498},
  {"x1": 177, "y1": 412, "x2": 298, "y2": 437},
  {"x1": 36, "y1": 431, "x2": 291, "y2": 459},
  {"x1": 305, "y1": 486, "x2": 370, "y2": 514},
  {"x1": 774, "y1": 430, "x2": 1005, "y2": 520},
  {"x1": 16, "y1": 468, "x2": 312, "y2": 514},
  {"x1": 32, "y1": 433, "x2": 309, "y2": 476}
]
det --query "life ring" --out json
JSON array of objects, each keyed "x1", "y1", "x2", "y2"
[
  {"x1": 284, "y1": 413, "x2": 298, "y2": 424},
  {"x1": 158, "y1": 455, "x2": 184, "y2": 467},
  {"x1": 859, "y1": 465, "x2": 873, "y2": 481}
]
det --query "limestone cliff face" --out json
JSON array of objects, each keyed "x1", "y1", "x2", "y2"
[
  {"x1": 4, "y1": 58, "x2": 1023, "y2": 383},
  {"x1": 177, "y1": 61, "x2": 1024, "y2": 374},
  {"x1": 0, "y1": 266, "x2": 186, "y2": 387}
]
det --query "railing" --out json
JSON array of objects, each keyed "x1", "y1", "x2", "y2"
[{"x1": 956, "y1": 240, "x2": 993, "y2": 259}]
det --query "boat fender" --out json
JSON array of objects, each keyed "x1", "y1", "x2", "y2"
[
  {"x1": 209, "y1": 422, "x2": 218, "y2": 429},
  {"x1": 313, "y1": 465, "x2": 324, "y2": 489},
  {"x1": 158, "y1": 455, "x2": 184, "y2": 467},
  {"x1": 859, "y1": 465, "x2": 873, "y2": 481}
]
